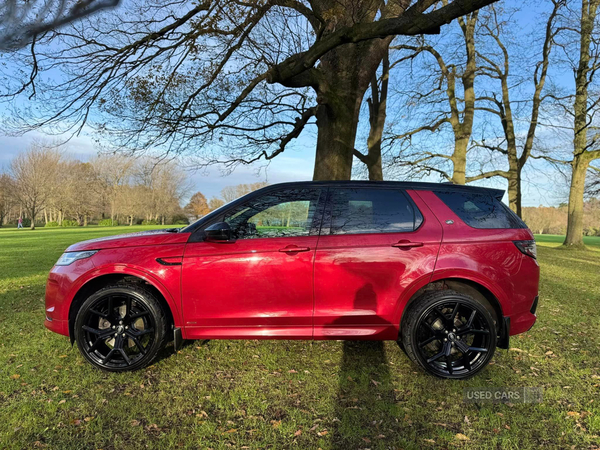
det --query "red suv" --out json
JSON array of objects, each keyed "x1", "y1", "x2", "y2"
[{"x1": 45, "y1": 181, "x2": 539, "y2": 378}]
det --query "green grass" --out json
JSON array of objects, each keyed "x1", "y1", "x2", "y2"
[
  {"x1": 0, "y1": 227, "x2": 599, "y2": 449},
  {"x1": 534, "y1": 234, "x2": 600, "y2": 248}
]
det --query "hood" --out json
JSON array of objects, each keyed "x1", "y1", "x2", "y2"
[{"x1": 66, "y1": 229, "x2": 191, "y2": 252}]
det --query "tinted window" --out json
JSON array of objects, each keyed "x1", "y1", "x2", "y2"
[
  {"x1": 435, "y1": 190, "x2": 526, "y2": 229},
  {"x1": 224, "y1": 188, "x2": 321, "y2": 239},
  {"x1": 328, "y1": 188, "x2": 422, "y2": 235}
]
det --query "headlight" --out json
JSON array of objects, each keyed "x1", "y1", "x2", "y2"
[{"x1": 55, "y1": 250, "x2": 98, "y2": 266}]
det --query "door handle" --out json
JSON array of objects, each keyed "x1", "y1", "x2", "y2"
[
  {"x1": 392, "y1": 240, "x2": 423, "y2": 249},
  {"x1": 279, "y1": 246, "x2": 311, "y2": 253}
]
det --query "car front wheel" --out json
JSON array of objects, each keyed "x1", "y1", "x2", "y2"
[
  {"x1": 74, "y1": 283, "x2": 168, "y2": 372},
  {"x1": 401, "y1": 290, "x2": 497, "y2": 379}
]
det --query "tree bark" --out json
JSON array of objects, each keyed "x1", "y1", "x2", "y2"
[
  {"x1": 30, "y1": 203, "x2": 36, "y2": 230},
  {"x1": 314, "y1": 102, "x2": 358, "y2": 180},
  {"x1": 451, "y1": 137, "x2": 469, "y2": 184},
  {"x1": 354, "y1": 49, "x2": 389, "y2": 181},
  {"x1": 563, "y1": 0, "x2": 600, "y2": 247},
  {"x1": 564, "y1": 156, "x2": 590, "y2": 247}
]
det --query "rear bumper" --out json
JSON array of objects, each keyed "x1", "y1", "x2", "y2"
[
  {"x1": 498, "y1": 295, "x2": 538, "y2": 349},
  {"x1": 509, "y1": 310, "x2": 537, "y2": 336}
]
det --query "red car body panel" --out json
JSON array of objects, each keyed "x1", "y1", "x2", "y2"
[
  {"x1": 44, "y1": 183, "x2": 539, "y2": 346},
  {"x1": 312, "y1": 190, "x2": 443, "y2": 340},
  {"x1": 181, "y1": 235, "x2": 318, "y2": 339},
  {"x1": 45, "y1": 231, "x2": 191, "y2": 337},
  {"x1": 415, "y1": 190, "x2": 538, "y2": 334}
]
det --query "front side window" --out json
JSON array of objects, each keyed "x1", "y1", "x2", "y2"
[
  {"x1": 328, "y1": 188, "x2": 422, "y2": 235},
  {"x1": 224, "y1": 188, "x2": 322, "y2": 239}
]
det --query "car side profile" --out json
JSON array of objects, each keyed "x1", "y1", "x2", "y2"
[{"x1": 44, "y1": 181, "x2": 539, "y2": 379}]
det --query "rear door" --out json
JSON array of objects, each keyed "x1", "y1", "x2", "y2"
[{"x1": 313, "y1": 187, "x2": 442, "y2": 339}]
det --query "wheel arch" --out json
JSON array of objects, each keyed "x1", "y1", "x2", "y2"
[
  {"x1": 399, "y1": 276, "x2": 506, "y2": 339},
  {"x1": 67, "y1": 272, "x2": 177, "y2": 344}
]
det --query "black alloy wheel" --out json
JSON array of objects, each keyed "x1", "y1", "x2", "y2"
[
  {"x1": 401, "y1": 290, "x2": 497, "y2": 379},
  {"x1": 74, "y1": 284, "x2": 168, "y2": 372}
]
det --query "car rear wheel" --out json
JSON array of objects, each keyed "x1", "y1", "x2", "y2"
[
  {"x1": 74, "y1": 284, "x2": 168, "y2": 372},
  {"x1": 401, "y1": 290, "x2": 497, "y2": 379}
]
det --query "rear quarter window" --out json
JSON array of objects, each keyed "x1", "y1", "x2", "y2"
[{"x1": 434, "y1": 190, "x2": 526, "y2": 229}]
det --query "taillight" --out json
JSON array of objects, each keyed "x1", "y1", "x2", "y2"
[{"x1": 514, "y1": 240, "x2": 537, "y2": 259}]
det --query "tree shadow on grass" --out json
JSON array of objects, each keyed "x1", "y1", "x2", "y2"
[
  {"x1": 329, "y1": 283, "x2": 407, "y2": 449},
  {"x1": 330, "y1": 340, "x2": 398, "y2": 449}
]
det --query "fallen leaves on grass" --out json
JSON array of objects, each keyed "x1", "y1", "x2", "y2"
[{"x1": 455, "y1": 433, "x2": 470, "y2": 441}]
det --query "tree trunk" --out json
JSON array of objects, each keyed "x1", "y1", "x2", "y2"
[
  {"x1": 515, "y1": 167, "x2": 523, "y2": 218},
  {"x1": 452, "y1": 137, "x2": 469, "y2": 184},
  {"x1": 506, "y1": 161, "x2": 521, "y2": 216},
  {"x1": 564, "y1": 0, "x2": 600, "y2": 247},
  {"x1": 84, "y1": 214, "x2": 88, "y2": 227},
  {"x1": 564, "y1": 156, "x2": 590, "y2": 247},
  {"x1": 311, "y1": 22, "x2": 391, "y2": 181},
  {"x1": 30, "y1": 205, "x2": 36, "y2": 230},
  {"x1": 313, "y1": 97, "x2": 360, "y2": 180}
]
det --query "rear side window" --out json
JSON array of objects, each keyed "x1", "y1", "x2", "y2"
[
  {"x1": 434, "y1": 190, "x2": 526, "y2": 229},
  {"x1": 328, "y1": 188, "x2": 423, "y2": 235}
]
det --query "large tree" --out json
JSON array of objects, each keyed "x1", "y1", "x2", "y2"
[
  {"x1": 2, "y1": 0, "x2": 497, "y2": 181},
  {"x1": 561, "y1": 0, "x2": 600, "y2": 247}
]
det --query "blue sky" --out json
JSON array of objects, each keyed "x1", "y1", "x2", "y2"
[{"x1": 0, "y1": 0, "x2": 574, "y2": 205}]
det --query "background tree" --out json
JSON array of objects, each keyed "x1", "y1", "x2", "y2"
[
  {"x1": 92, "y1": 155, "x2": 135, "y2": 223},
  {"x1": 220, "y1": 182, "x2": 269, "y2": 203},
  {"x1": 185, "y1": 192, "x2": 210, "y2": 220},
  {"x1": 10, "y1": 143, "x2": 61, "y2": 229},
  {"x1": 1, "y1": 0, "x2": 497, "y2": 182},
  {"x1": 65, "y1": 161, "x2": 101, "y2": 225},
  {"x1": 208, "y1": 197, "x2": 226, "y2": 211},
  {"x1": 466, "y1": 2, "x2": 561, "y2": 216},
  {"x1": 559, "y1": 0, "x2": 600, "y2": 247},
  {"x1": 0, "y1": 173, "x2": 15, "y2": 226},
  {"x1": 353, "y1": 50, "x2": 390, "y2": 181},
  {"x1": 386, "y1": 10, "x2": 480, "y2": 184}
]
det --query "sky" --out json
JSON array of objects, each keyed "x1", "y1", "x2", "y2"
[{"x1": 0, "y1": 0, "x2": 575, "y2": 206}]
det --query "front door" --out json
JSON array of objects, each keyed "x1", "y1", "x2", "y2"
[
  {"x1": 313, "y1": 187, "x2": 443, "y2": 340},
  {"x1": 181, "y1": 187, "x2": 324, "y2": 339}
]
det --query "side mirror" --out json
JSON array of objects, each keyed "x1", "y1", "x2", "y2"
[{"x1": 204, "y1": 222, "x2": 233, "y2": 242}]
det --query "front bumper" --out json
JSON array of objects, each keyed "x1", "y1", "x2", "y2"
[
  {"x1": 44, "y1": 316, "x2": 69, "y2": 336},
  {"x1": 44, "y1": 258, "x2": 96, "y2": 338}
]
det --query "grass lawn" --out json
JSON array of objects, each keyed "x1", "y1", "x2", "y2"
[{"x1": 0, "y1": 227, "x2": 599, "y2": 449}]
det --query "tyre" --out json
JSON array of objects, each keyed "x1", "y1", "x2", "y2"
[
  {"x1": 74, "y1": 283, "x2": 169, "y2": 372},
  {"x1": 401, "y1": 290, "x2": 497, "y2": 379}
]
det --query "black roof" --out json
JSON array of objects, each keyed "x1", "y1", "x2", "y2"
[{"x1": 258, "y1": 180, "x2": 504, "y2": 199}]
